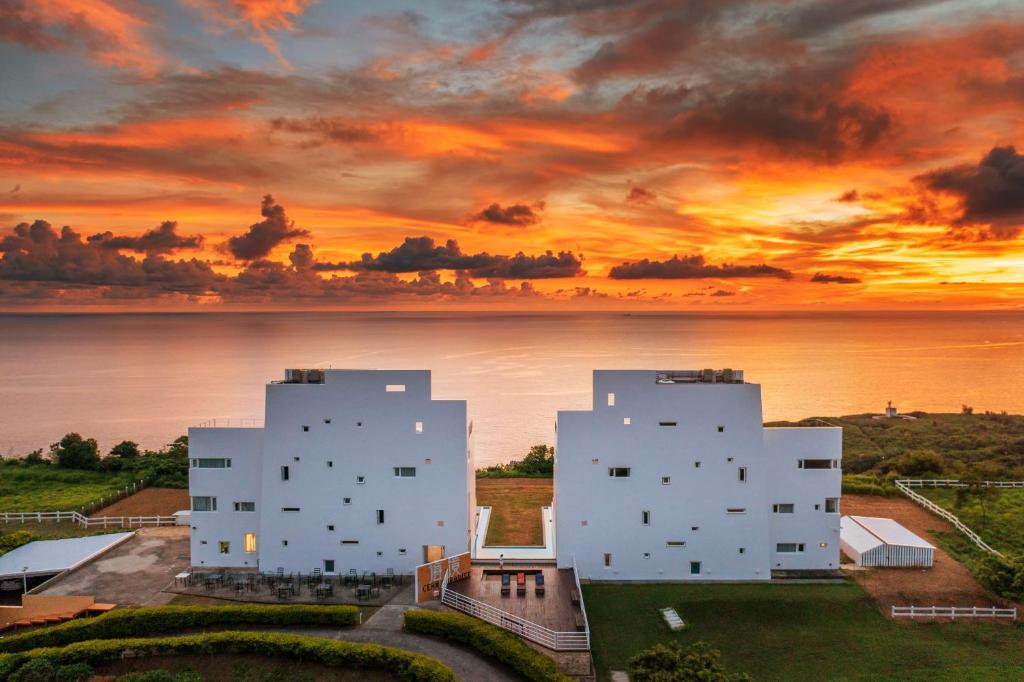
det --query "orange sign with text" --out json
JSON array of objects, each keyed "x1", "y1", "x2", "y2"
[{"x1": 415, "y1": 552, "x2": 471, "y2": 603}]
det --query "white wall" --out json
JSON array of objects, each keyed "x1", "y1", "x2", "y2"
[
  {"x1": 555, "y1": 370, "x2": 842, "y2": 580},
  {"x1": 189, "y1": 370, "x2": 471, "y2": 575},
  {"x1": 188, "y1": 427, "x2": 263, "y2": 568}
]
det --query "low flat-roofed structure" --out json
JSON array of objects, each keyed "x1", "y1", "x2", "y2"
[
  {"x1": 840, "y1": 515, "x2": 934, "y2": 567},
  {"x1": 0, "y1": 595, "x2": 114, "y2": 631},
  {"x1": 0, "y1": 532, "x2": 134, "y2": 580}
]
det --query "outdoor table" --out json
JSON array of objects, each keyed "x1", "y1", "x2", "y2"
[
  {"x1": 315, "y1": 583, "x2": 333, "y2": 599},
  {"x1": 277, "y1": 585, "x2": 292, "y2": 599},
  {"x1": 174, "y1": 572, "x2": 191, "y2": 587},
  {"x1": 356, "y1": 584, "x2": 371, "y2": 601}
]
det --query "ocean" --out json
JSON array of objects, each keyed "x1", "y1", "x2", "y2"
[{"x1": 0, "y1": 311, "x2": 1021, "y2": 467}]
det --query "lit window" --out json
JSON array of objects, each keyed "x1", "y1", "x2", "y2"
[
  {"x1": 607, "y1": 392, "x2": 615, "y2": 406},
  {"x1": 385, "y1": 384, "x2": 406, "y2": 392},
  {"x1": 244, "y1": 533, "x2": 256, "y2": 553},
  {"x1": 623, "y1": 417, "x2": 631, "y2": 425},
  {"x1": 219, "y1": 541, "x2": 230, "y2": 554},
  {"x1": 415, "y1": 421, "x2": 423, "y2": 434}
]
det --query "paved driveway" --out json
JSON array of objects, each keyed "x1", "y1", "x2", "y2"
[{"x1": 39, "y1": 527, "x2": 189, "y2": 607}]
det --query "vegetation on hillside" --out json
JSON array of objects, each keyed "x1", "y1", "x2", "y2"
[
  {"x1": 476, "y1": 444, "x2": 553, "y2": 478},
  {"x1": 629, "y1": 642, "x2": 751, "y2": 682}
]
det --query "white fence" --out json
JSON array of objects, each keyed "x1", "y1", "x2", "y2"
[
  {"x1": 0, "y1": 510, "x2": 177, "y2": 529},
  {"x1": 440, "y1": 568, "x2": 590, "y2": 651},
  {"x1": 893, "y1": 480, "x2": 1004, "y2": 557},
  {"x1": 899, "y1": 479, "x2": 1024, "y2": 489},
  {"x1": 892, "y1": 605, "x2": 1017, "y2": 620}
]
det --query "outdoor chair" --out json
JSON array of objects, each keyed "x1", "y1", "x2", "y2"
[
  {"x1": 516, "y1": 572, "x2": 526, "y2": 596},
  {"x1": 500, "y1": 573, "x2": 511, "y2": 597},
  {"x1": 534, "y1": 573, "x2": 545, "y2": 596}
]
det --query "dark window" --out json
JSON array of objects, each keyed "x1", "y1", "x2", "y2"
[
  {"x1": 641, "y1": 510, "x2": 650, "y2": 525},
  {"x1": 608, "y1": 467, "x2": 631, "y2": 477},
  {"x1": 738, "y1": 467, "x2": 747, "y2": 482},
  {"x1": 324, "y1": 559, "x2": 335, "y2": 572},
  {"x1": 376, "y1": 509, "x2": 385, "y2": 524},
  {"x1": 302, "y1": 425, "x2": 309, "y2": 432},
  {"x1": 659, "y1": 421, "x2": 678, "y2": 427},
  {"x1": 280, "y1": 466, "x2": 289, "y2": 481},
  {"x1": 825, "y1": 498, "x2": 839, "y2": 513},
  {"x1": 327, "y1": 525, "x2": 335, "y2": 531},
  {"x1": 282, "y1": 507, "x2": 300, "y2": 512},
  {"x1": 799, "y1": 459, "x2": 836, "y2": 469},
  {"x1": 603, "y1": 553, "x2": 612, "y2": 567},
  {"x1": 773, "y1": 503, "x2": 795, "y2": 514},
  {"x1": 717, "y1": 425, "x2": 725, "y2": 433},
  {"x1": 690, "y1": 561, "x2": 701, "y2": 575},
  {"x1": 327, "y1": 461, "x2": 333, "y2": 467}
]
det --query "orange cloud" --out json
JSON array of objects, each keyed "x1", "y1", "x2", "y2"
[{"x1": 185, "y1": 0, "x2": 317, "y2": 67}]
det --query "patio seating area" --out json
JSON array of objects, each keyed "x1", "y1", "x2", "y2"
[
  {"x1": 447, "y1": 564, "x2": 584, "y2": 633},
  {"x1": 171, "y1": 567, "x2": 410, "y2": 605}
]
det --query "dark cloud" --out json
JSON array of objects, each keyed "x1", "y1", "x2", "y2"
[
  {"x1": 225, "y1": 195, "x2": 311, "y2": 260},
  {"x1": 0, "y1": 1, "x2": 66, "y2": 51},
  {"x1": 270, "y1": 116, "x2": 381, "y2": 145},
  {"x1": 917, "y1": 145, "x2": 1024, "y2": 239},
  {"x1": 778, "y1": 0, "x2": 946, "y2": 39},
  {"x1": 811, "y1": 272, "x2": 862, "y2": 284},
  {"x1": 609, "y1": 254, "x2": 792, "y2": 279},
  {"x1": 468, "y1": 202, "x2": 544, "y2": 226},
  {"x1": 335, "y1": 236, "x2": 583, "y2": 279},
  {"x1": 0, "y1": 220, "x2": 221, "y2": 292},
  {"x1": 834, "y1": 189, "x2": 860, "y2": 203},
  {"x1": 666, "y1": 83, "x2": 893, "y2": 162},
  {"x1": 626, "y1": 186, "x2": 656, "y2": 203},
  {"x1": 87, "y1": 221, "x2": 202, "y2": 254}
]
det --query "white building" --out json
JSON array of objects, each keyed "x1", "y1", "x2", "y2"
[
  {"x1": 188, "y1": 369, "x2": 474, "y2": 575},
  {"x1": 840, "y1": 515, "x2": 934, "y2": 567},
  {"x1": 555, "y1": 369, "x2": 842, "y2": 581}
]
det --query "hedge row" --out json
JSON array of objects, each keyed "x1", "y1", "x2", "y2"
[
  {"x1": 403, "y1": 610, "x2": 571, "y2": 682},
  {"x1": 0, "y1": 631, "x2": 454, "y2": 682},
  {"x1": 0, "y1": 604, "x2": 360, "y2": 653}
]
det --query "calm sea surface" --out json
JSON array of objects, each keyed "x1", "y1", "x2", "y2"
[{"x1": 0, "y1": 311, "x2": 1022, "y2": 467}]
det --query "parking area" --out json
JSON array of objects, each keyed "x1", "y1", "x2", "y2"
[{"x1": 39, "y1": 527, "x2": 189, "y2": 607}]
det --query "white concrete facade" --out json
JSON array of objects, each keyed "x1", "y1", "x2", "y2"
[
  {"x1": 555, "y1": 370, "x2": 842, "y2": 581},
  {"x1": 189, "y1": 369, "x2": 474, "y2": 575}
]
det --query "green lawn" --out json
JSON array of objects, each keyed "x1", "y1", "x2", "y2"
[
  {"x1": 917, "y1": 487, "x2": 1024, "y2": 555},
  {"x1": 0, "y1": 466, "x2": 139, "y2": 511},
  {"x1": 583, "y1": 582, "x2": 1024, "y2": 681}
]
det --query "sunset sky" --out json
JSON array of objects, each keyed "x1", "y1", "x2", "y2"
[{"x1": 1, "y1": 0, "x2": 1023, "y2": 310}]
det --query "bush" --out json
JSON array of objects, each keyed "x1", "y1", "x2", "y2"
[
  {"x1": 50, "y1": 434, "x2": 99, "y2": 470},
  {"x1": 628, "y1": 642, "x2": 751, "y2": 682},
  {"x1": 0, "y1": 605, "x2": 360, "y2": 653},
  {"x1": 0, "y1": 530, "x2": 36, "y2": 557},
  {"x1": 975, "y1": 553, "x2": 1024, "y2": 602},
  {"x1": 0, "y1": 632, "x2": 454, "y2": 682},
  {"x1": 8, "y1": 658, "x2": 93, "y2": 682},
  {"x1": 403, "y1": 610, "x2": 570, "y2": 682},
  {"x1": 117, "y1": 672, "x2": 201, "y2": 682},
  {"x1": 477, "y1": 445, "x2": 554, "y2": 478},
  {"x1": 892, "y1": 449, "x2": 945, "y2": 477}
]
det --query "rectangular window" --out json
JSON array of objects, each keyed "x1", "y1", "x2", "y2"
[
  {"x1": 739, "y1": 547, "x2": 745, "y2": 554},
  {"x1": 393, "y1": 467, "x2": 416, "y2": 478},
  {"x1": 193, "y1": 458, "x2": 230, "y2": 468},
  {"x1": 659, "y1": 421, "x2": 677, "y2": 427},
  {"x1": 641, "y1": 510, "x2": 650, "y2": 525},
  {"x1": 399, "y1": 548, "x2": 407, "y2": 555},
  {"x1": 773, "y1": 503, "x2": 795, "y2": 514},
  {"x1": 415, "y1": 421, "x2": 423, "y2": 434},
  {"x1": 385, "y1": 384, "x2": 406, "y2": 392},
  {"x1": 608, "y1": 467, "x2": 631, "y2": 478},
  {"x1": 244, "y1": 533, "x2": 256, "y2": 553},
  {"x1": 219, "y1": 541, "x2": 230, "y2": 554},
  {"x1": 324, "y1": 559, "x2": 335, "y2": 573},
  {"x1": 738, "y1": 467, "x2": 747, "y2": 482},
  {"x1": 776, "y1": 543, "x2": 805, "y2": 553},
  {"x1": 282, "y1": 507, "x2": 300, "y2": 512},
  {"x1": 666, "y1": 541, "x2": 686, "y2": 548},
  {"x1": 661, "y1": 476, "x2": 671, "y2": 485},
  {"x1": 376, "y1": 509, "x2": 385, "y2": 524},
  {"x1": 690, "y1": 561, "x2": 701, "y2": 575},
  {"x1": 694, "y1": 461, "x2": 701, "y2": 468},
  {"x1": 727, "y1": 508, "x2": 746, "y2": 514},
  {"x1": 327, "y1": 461, "x2": 333, "y2": 468},
  {"x1": 341, "y1": 539, "x2": 359, "y2": 545},
  {"x1": 825, "y1": 498, "x2": 839, "y2": 513},
  {"x1": 191, "y1": 496, "x2": 216, "y2": 512},
  {"x1": 282, "y1": 540, "x2": 288, "y2": 547},
  {"x1": 233, "y1": 501, "x2": 255, "y2": 512},
  {"x1": 607, "y1": 392, "x2": 615, "y2": 406},
  {"x1": 798, "y1": 459, "x2": 837, "y2": 469},
  {"x1": 603, "y1": 553, "x2": 612, "y2": 567},
  {"x1": 280, "y1": 465, "x2": 290, "y2": 481}
]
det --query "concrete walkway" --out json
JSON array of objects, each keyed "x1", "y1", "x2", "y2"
[{"x1": 296, "y1": 604, "x2": 522, "y2": 682}]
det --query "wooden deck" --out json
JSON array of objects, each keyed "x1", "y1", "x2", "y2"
[{"x1": 448, "y1": 565, "x2": 583, "y2": 632}]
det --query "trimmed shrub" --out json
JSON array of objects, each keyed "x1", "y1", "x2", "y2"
[
  {"x1": 628, "y1": 642, "x2": 751, "y2": 681},
  {"x1": 0, "y1": 632, "x2": 453, "y2": 682},
  {"x1": 403, "y1": 610, "x2": 570, "y2": 682},
  {"x1": 7, "y1": 658, "x2": 93, "y2": 682},
  {"x1": 0, "y1": 605, "x2": 359, "y2": 654},
  {"x1": 117, "y1": 672, "x2": 201, "y2": 682}
]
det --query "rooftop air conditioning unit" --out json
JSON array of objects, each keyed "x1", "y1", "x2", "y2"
[{"x1": 701, "y1": 368, "x2": 715, "y2": 383}]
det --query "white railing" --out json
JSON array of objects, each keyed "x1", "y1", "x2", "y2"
[
  {"x1": 572, "y1": 555, "x2": 591, "y2": 650},
  {"x1": 893, "y1": 480, "x2": 1004, "y2": 557},
  {"x1": 899, "y1": 479, "x2": 1024, "y2": 489},
  {"x1": 892, "y1": 605, "x2": 1017, "y2": 620},
  {"x1": 440, "y1": 569, "x2": 589, "y2": 651},
  {"x1": 0, "y1": 510, "x2": 177, "y2": 529},
  {"x1": 193, "y1": 417, "x2": 263, "y2": 429}
]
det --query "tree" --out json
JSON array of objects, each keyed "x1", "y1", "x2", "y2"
[
  {"x1": 109, "y1": 440, "x2": 140, "y2": 458},
  {"x1": 167, "y1": 435, "x2": 189, "y2": 457},
  {"x1": 50, "y1": 433, "x2": 99, "y2": 470},
  {"x1": 893, "y1": 449, "x2": 944, "y2": 477},
  {"x1": 628, "y1": 642, "x2": 751, "y2": 682},
  {"x1": 517, "y1": 444, "x2": 554, "y2": 475}
]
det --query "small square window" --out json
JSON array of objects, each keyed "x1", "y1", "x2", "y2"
[
  {"x1": 820, "y1": 542, "x2": 828, "y2": 548},
  {"x1": 694, "y1": 461, "x2": 701, "y2": 468},
  {"x1": 327, "y1": 525, "x2": 335, "y2": 531},
  {"x1": 293, "y1": 456, "x2": 300, "y2": 462},
  {"x1": 356, "y1": 476, "x2": 365, "y2": 484},
  {"x1": 661, "y1": 476, "x2": 671, "y2": 485},
  {"x1": 302, "y1": 425, "x2": 309, "y2": 432},
  {"x1": 691, "y1": 526, "x2": 699, "y2": 531},
  {"x1": 282, "y1": 540, "x2": 288, "y2": 547},
  {"x1": 357, "y1": 421, "x2": 363, "y2": 427},
  {"x1": 581, "y1": 520, "x2": 588, "y2": 527},
  {"x1": 219, "y1": 541, "x2": 230, "y2": 554},
  {"x1": 814, "y1": 503, "x2": 821, "y2": 510},
  {"x1": 343, "y1": 497, "x2": 352, "y2": 505},
  {"x1": 727, "y1": 457, "x2": 734, "y2": 462},
  {"x1": 399, "y1": 548, "x2": 407, "y2": 555},
  {"x1": 324, "y1": 559, "x2": 335, "y2": 572},
  {"x1": 327, "y1": 461, "x2": 333, "y2": 467},
  {"x1": 643, "y1": 552, "x2": 651, "y2": 559},
  {"x1": 825, "y1": 498, "x2": 839, "y2": 513},
  {"x1": 424, "y1": 458, "x2": 432, "y2": 464},
  {"x1": 324, "y1": 418, "x2": 332, "y2": 424},
  {"x1": 738, "y1": 547, "x2": 745, "y2": 554},
  {"x1": 717, "y1": 425, "x2": 725, "y2": 433},
  {"x1": 377, "y1": 551, "x2": 383, "y2": 557},
  {"x1": 437, "y1": 520, "x2": 445, "y2": 527},
  {"x1": 623, "y1": 417, "x2": 631, "y2": 425},
  {"x1": 591, "y1": 458, "x2": 600, "y2": 465}
]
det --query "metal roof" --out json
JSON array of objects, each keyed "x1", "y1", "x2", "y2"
[
  {"x1": 844, "y1": 515, "x2": 934, "y2": 550},
  {"x1": 840, "y1": 516, "x2": 883, "y2": 554},
  {"x1": 0, "y1": 532, "x2": 133, "y2": 580}
]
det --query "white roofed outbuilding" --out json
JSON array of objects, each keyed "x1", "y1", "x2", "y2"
[{"x1": 840, "y1": 515, "x2": 934, "y2": 567}]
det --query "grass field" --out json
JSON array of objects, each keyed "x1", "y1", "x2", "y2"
[
  {"x1": 475, "y1": 478, "x2": 552, "y2": 545},
  {"x1": 0, "y1": 466, "x2": 140, "y2": 510},
  {"x1": 917, "y1": 487, "x2": 1024, "y2": 555},
  {"x1": 583, "y1": 582, "x2": 1024, "y2": 681}
]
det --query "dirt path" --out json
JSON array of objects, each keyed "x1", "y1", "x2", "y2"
[
  {"x1": 93, "y1": 488, "x2": 189, "y2": 517},
  {"x1": 842, "y1": 494, "x2": 1008, "y2": 612}
]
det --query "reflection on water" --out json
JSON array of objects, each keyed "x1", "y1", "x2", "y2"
[{"x1": 0, "y1": 311, "x2": 1021, "y2": 466}]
